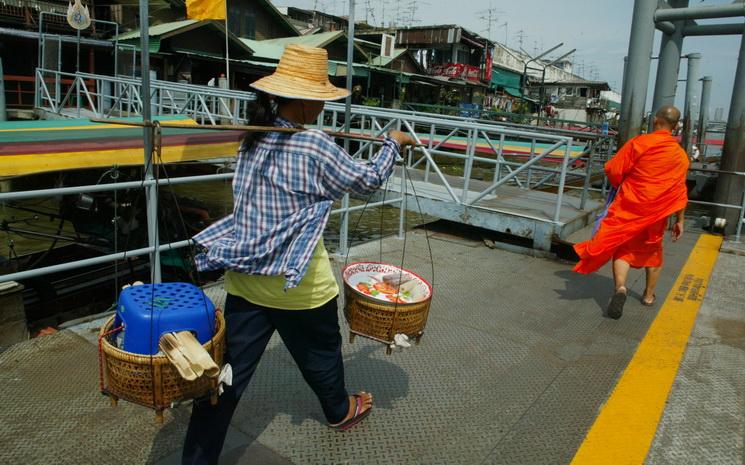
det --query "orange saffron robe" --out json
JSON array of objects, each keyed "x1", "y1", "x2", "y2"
[{"x1": 573, "y1": 130, "x2": 689, "y2": 274}]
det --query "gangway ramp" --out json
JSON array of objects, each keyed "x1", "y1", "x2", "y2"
[{"x1": 377, "y1": 167, "x2": 603, "y2": 251}]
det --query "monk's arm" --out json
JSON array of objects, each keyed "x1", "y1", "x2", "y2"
[
  {"x1": 671, "y1": 207, "x2": 685, "y2": 241},
  {"x1": 604, "y1": 140, "x2": 635, "y2": 187},
  {"x1": 674, "y1": 208, "x2": 685, "y2": 224}
]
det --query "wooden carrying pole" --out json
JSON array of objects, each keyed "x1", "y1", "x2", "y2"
[{"x1": 90, "y1": 118, "x2": 424, "y2": 147}]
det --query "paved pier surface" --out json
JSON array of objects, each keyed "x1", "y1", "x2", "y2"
[{"x1": 1, "y1": 225, "x2": 743, "y2": 465}]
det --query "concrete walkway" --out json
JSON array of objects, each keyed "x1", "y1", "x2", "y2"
[{"x1": 0, "y1": 225, "x2": 742, "y2": 465}]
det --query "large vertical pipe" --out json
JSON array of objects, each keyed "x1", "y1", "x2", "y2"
[
  {"x1": 619, "y1": 0, "x2": 657, "y2": 145},
  {"x1": 0, "y1": 57, "x2": 7, "y2": 121},
  {"x1": 682, "y1": 52, "x2": 701, "y2": 155},
  {"x1": 697, "y1": 76, "x2": 712, "y2": 158},
  {"x1": 714, "y1": 26, "x2": 745, "y2": 233},
  {"x1": 138, "y1": 0, "x2": 161, "y2": 283},
  {"x1": 651, "y1": 0, "x2": 688, "y2": 114}
]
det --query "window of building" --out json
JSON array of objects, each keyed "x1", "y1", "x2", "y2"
[
  {"x1": 564, "y1": 87, "x2": 574, "y2": 96},
  {"x1": 228, "y1": 6, "x2": 256, "y2": 38},
  {"x1": 579, "y1": 87, "x2": 588, "y2": 97}
]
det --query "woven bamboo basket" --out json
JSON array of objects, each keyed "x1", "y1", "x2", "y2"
[
  {"x1": 98, "y1": 311, "x2": 225, "y2": 423},
  {"x1": 342, "y1": 262, "x2": 432, "y2": 355}
]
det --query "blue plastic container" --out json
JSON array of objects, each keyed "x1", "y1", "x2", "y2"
[{"x1": 114, "y1": 283, "x2": 216, "y2": 355}]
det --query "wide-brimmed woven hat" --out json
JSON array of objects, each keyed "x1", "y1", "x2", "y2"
[{"x1": 250, "y1": 44, "x2": 350, "y2": 101}]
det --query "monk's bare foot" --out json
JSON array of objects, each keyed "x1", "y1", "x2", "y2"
[
  {"x1": 329, "y1": 392, "x2": 373, "y2": 430},
  {"x1": 641, "y1": 293, "x2": 656, "y2": 306}
]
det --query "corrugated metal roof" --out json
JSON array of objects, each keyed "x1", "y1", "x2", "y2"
[
  {"x1": 114, "y1": 20, "x2": 253, "y2": 57},
  {"x1": 261, "y1": 30, "x2": 345, "y2": 48},
  {"x1": 116, "y1": 19, "x2": 198, "y2": 41},
  {"x1": 241, "y1": 31, "x2": 367, "y2": 61},
  {"x1": 370, "y1": 49, "x2": 407, "y2": 67},
  {"x1": 239, "y1": 39, "x2": 285, "y2": 60}
]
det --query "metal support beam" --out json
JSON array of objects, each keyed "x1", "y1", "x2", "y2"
[
  {"x1": 682, "y1": 52, "x2": 701, "y2": 156},
  {"x1": 714, "y1": 25, "x2": 745, "y2": 233},
  {"x1": 138, "y1": 0, "x2": 161, "y2": 283},
  {"x1": 683, "y1": 23, "x2": 745, "y2": 36},
  {"x1": 620, "y1": 0, "x2": 658, "y2": 144},
  {"x1": 652, "y1": 0, "x2": 688, "y2": 116},
  {"x1": 655, "y1": 3, "x2": 745, "y2": 21},
  {"x1": 0, "y1": 57, "x2": 6, "y2": 122},
  {"x1": 656, "y1": 21, "x2": 676, "y2": 34},
  {"x1": 697, "y1": 76, "x2": 712, "y2": 158}
]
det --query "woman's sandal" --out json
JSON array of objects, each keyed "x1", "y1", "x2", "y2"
[
  {"x1": 329, "y1": 393, "x2": 373, "y2": 432},
  {"x1": 641, "y1": 294, "x2": 657, "y2": 307}
]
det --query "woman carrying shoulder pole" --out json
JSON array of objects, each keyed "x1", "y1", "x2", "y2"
[{"x1": 182, "y1": 44, "x2": 414, "y2": 465}]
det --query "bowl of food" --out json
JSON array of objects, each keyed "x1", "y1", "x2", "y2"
[{"x1": 342, "y1": 262, "x2": 433, "y2": 353}]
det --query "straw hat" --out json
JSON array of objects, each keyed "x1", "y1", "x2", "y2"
[{"x1": 250, "y1": 44, "x2": 350, "y2": 101}]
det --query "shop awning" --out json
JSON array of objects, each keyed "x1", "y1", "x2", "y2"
[
  {"x1": 491, "y1": 67, "x2": 522, "y2": 90},
  {"x1": 503, "y1": 87, "x2": 522, "y2": 98}
]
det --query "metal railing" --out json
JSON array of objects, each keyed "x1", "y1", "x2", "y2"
[
  {"x1": 0, "y1": 148, "x2": 406, "y2": 284},
  {"x1": 319, "y1": 103, "x2": 601, "y2": 223},
  {"x1": 35, "y1": 69, "x2": 257, "y2": 124},
  {"x1": 34, "y1": 70, "x2": 607, "y2": 220},
  {"x1": 401, "y1": 101, "x2": 618, "y2": 134},
  {"x1": 685, "y1": 167, "x2": 745, "y2": 242},
  {"x1": 10, "y1": 70, "x2": 612, "y2": 285}
]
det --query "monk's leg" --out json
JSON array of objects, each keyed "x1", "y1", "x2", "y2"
[
  {"x1": 643, "y1": 266, "x2": 662, "y2": 304},
  {"x1": 607, "y1": 258, "x2": 630, "y2": 319},
  {"x1": 612, "y1": 258, "x2": 631, "y2": 293}
]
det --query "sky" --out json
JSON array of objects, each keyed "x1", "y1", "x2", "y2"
[{"x1": 277, "y1": 0, "x2": 743, "y2": 118}]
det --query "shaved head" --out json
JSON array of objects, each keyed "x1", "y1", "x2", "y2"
[{"x1": 654, "y1": 105, "x2": 681, "y2": 130}]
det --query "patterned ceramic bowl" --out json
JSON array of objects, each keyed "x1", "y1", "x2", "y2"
[{"x1": 342, "y1": 262, "x2": 432, "y2": 304}]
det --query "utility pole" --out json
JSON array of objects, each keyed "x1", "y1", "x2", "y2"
[
  {"x1": 363, "y1": 0, "x2": 374, "y2": 25},
  {"x1": 498, "y1": 21, "x2": 508, "y2": 46},
  {"x1": 477, "y1": 3, "x2": 503, "y2": 41},
  {"x1": 514, "y1": 29, "x2": 525, "y2": 49},
  {"x1": 379, "y1": 0, "x2": 389, "y2": 27}
]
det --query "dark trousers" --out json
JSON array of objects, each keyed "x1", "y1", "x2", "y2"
[{"x1": 182, "y1": 294, "x2": 349, "y2": 465}]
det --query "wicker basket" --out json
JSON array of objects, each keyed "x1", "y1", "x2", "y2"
[
  {"x1": 98, "y1": 311, "x2": 225, "y2": 423},
  {"x1": 343, "y1": 263, "x2": 432, "y2": 355}
]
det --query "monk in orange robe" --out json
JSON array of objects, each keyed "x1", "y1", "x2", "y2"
[{"x1": 573, "y1": 106, "x2": 689, "y2": 319}]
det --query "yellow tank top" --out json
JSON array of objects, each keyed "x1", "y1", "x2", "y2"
[{"x1": 224, "y1": 239, "x2": 339, "y2": 310}]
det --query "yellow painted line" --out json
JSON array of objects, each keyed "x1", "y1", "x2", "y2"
[{"x1": 570, "y1": 233, "x2": 722, "y2": 465}]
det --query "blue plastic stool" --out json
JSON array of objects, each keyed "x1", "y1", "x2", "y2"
[{"x1": 114, "y1": 283, "x2": 216, "y2": 355}]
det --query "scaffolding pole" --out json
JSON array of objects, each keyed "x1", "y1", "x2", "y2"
[{"x1": 138, "y1": 0, "x2": 161, "y2": 283}]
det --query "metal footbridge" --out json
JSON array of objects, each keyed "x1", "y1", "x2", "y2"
[{"x1": 27, "y1": 70, "x2": 612, "y2": 253}]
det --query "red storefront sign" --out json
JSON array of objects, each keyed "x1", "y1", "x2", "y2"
[
  {"x1": 429, "y1": 63, "x2": 482, "y2": 82},
  {"x1": 484, "y1": 49, "x2": 493, "y2": 82}
]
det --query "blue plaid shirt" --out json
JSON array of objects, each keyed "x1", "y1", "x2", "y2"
[{"x1": 193, "y1": 118, "x2": 401, "y2": 289}]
